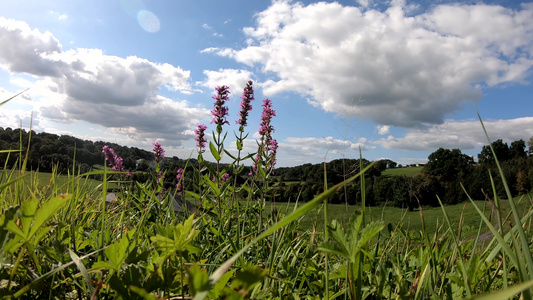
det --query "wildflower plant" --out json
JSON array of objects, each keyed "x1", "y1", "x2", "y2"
[
  {"x1": 194, "y1": 124, "x2": 208, "y2": 154},
  {"x1": 251, "y1": 98, "x2": 277, "y2": 176},
  {"x1": 102, "y1": 145, "x2": 124, "y2": 172},
  {"x1": 206, "y1": 85, "x2": 231, "y2": 215},
  {"x1": 153, "y1": 141, "x2": 165, "y2": 164},
  {"x1": 3, "y1": 90, "x2": 533, "y2": 300},
  {"x1": 152, "y1": 141, "x2": 165, "y2": 192}
]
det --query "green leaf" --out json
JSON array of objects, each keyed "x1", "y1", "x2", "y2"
[
  {"x1": 151, "y1": 215, "x2": 200, "y2": 263},
  {"x1": 209, "y1": 269, "x2": 234, "y2": 299},
  {"x1": 69, "y1": 249, "x2": 94, "y2": 295},
  {"x1": 223, "y1": 149, "x2": 238, "y2": 161},
  {"x1": 29, "y1": 195, "x2": 70, "y2": 240},
  {"x1": 355, "y1": 221, "x2": 384, "y2": 254},
  {"x1": 21, "y1": 198, "x2": 39, "y2": 239},
  {"x1": 185, "y1": 190, "x2": 201, "y2": 199},
  {"x1": 209, "y1": 141, "x2": 221, "y2": 161},
  {"x1": 231, "y1": 266, "x2": 266, "y2": 290},
  {"x1": 469, "y1": 279, "x2": 533, "y2": 300},
  {"x1": 188, "y1": 264, "x2": 212, "y2": 296},
  {"x1": 204, "y1": 175, "x2": 221, "y2": 196},
  {"x1": 14, "y1": 248, "x2": 103, "y2": 298},
  {"x1": 129, "y1": 286, "x2": 160, "y2": 300},
  {"x1": 104, "y1": 229, "x2": 137, "y2": 271}
]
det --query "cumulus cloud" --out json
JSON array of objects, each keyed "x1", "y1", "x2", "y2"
[
  {"x1": 205, "y1": 1, "x2": 533, "y2": 127},
  {"x1": 374, "y1": 117, "x2": 533, "y2": 151},
  {"x1": 0, "y1": 17, "x2": 63, "y2": 77},
  {"x1": 197, "y1": 68, "x2": 254, "y2": 95},
  {"x1": 0, "y1": 17, "x2": 206, "y2": 146}
]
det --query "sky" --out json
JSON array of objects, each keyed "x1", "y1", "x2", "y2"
[{"x1": 0, "y1": 0, "x2": 532, "y2": 167}]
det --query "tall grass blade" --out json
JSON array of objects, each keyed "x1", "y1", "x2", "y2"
[
  {"x1": 192, "y1": 162, "x2": 374, "y2": 300},
  {"x1": 469, "y1": 279, "x2": 533, "y2": 300},
  {"x1": 477, "y1": 112, "x2": 533, "y2": 293},
  {"x1": 0, "y1": 88, "x2": 28, "y2": 107}
]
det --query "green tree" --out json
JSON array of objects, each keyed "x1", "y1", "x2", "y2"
[
  {"x1": 424, "y1": 148, "x2": 473, "y2": 204},
  {"x1": 510, "y1": 139, "x2": 527, "y2": 159},
  {"x1": 478, "y1": 139, "x2": 510, "y2": 164}
]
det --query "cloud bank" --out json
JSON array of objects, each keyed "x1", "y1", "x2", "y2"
[
  {"x1": 206, "y1": 1, "x2": 533, "y2": 127},
  {"x1": 0, "y1": 17, "x2": 208, "y2": 145}
]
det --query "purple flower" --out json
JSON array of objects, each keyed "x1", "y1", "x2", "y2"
[
  {"x1": 102, "y1": 145, "x2": 125, "y2": 172},
  {"x1": 212, "y1": 172, "x2": 230, "y2": 187},
  {"x1": 176, "y1": 168, "x2": 184, "y2": 193},
  {"x1": 210, "y1": 85, "x2": 230, "y2": 126},
  {"x1": 236, "y1": 80, "x2": 254, "y2": 131},
  {"x1": 250, "y1": 99, "x2": 278, "y2": 175},
  {"x1": 153, "y1": 141, "x2": 165, "y2": 164},
  {"x1": 258, "y1": 99, "x2": 276, "y2": 140},
  {"x1": 222, "y1": 173, "x2": 230, "y2": 182},
  {"x1": 194, "y1": 124, "x2": 208, "y2": 153}
]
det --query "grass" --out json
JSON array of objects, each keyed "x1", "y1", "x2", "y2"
[
  {"x1": 2, "y1": 155, "x2": 532, "y2": 299},
  {"x1": 2, "y1": 90, "x2": 533, "y2": 299},
  {"x1": 382, "y1": 166, "x2": 423, "y2": 176},
  {"x1": 266, "y1": 195, "x2": 533, "y2": 238},
  {"x1": 5, "y1": 169, "x2": 119, "y2": 192}
]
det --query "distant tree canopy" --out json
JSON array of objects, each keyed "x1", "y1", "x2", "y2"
[
  {"x1": 1, "y1": 127, "x2": 532, "y2": 208},
  {"x1": 0, "y1": 127, "x2": 158, "y2": 174}
]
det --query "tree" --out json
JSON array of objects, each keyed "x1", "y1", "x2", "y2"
[
  {"x1": 510, "y1": 139, "x2": 527, "y2": 160},
  {"x1": 425, "y1": 148, "x2": 473, "y2": 182},
  {"x1": 478, "y1": 139, "x2": 510, "y2": 164},
  {"x1": 423, "y1": 148, "x2": 474, "y2": 204}
]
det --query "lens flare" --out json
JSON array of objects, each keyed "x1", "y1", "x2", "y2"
[{"x1": 137, "y1": 10, "x2": 160, "y2": 33}]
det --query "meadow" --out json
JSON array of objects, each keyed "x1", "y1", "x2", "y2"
[{"x1": 2, "y1": 84, "x2": 533, "y2": 299}]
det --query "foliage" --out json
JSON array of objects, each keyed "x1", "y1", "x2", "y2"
[{"x1": 2, "y1": 89, "x2": 533, "y2": 299}]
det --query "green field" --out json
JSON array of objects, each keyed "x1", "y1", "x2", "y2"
[
  {"x1": 4, "y1": 169, "x2": 119, "y2": 192},
  {"x1": 263, "y1": 195, "x2": 532, "y2": 239},
  {"x1": 382, "y1": 166, "x2": 423, "y2": 176},
  {"x1": 3, "y1": 166, "x2": 533, "y2": 298}
]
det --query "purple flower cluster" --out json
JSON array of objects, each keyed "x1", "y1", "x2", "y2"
[
  {"x1": 176, "y1": 168, "x2": 184, "y2": 193},
  {"x1": 102, "y1": 145, "x2": 124, "y2": 172},
  {"x1": 258, "y1": 99, "x2": 276, "y2": 139},
  {"x1": 236, "y1": 80, "x2": 254, "y2": 131},
  {"x1": 210, "y1": 85, "x2": 230, "y2": 126},
  {"x1": 212, "y1": 172, "x2": 230, "y2": 187},
  {"x1": 251, "y1": 99, "x2": 278, "y2": 175},
  {"x1": 194, "y1": 124, "x2": 208, "y2": 153},
  {"x1": 153, "y1": 141, "x2": 165, "y2": 164}
]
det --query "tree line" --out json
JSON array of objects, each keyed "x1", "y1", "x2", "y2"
[
  {"x1": 1, "y1": 127, "x2": 532, "y2": 207},
  {"x1": 273, "y1": 138, "x2": 533, "y2": 208}
]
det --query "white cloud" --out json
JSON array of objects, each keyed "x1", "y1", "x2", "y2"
[
  {"x1": 0, "y1": 17, "x2": 63, "y2": 77},
  {"x1": 48, "y1": 11, "x2": 68, "y2": 21},
  {"x1": 197, "y1": 69, "x2": 254, "y2": 96},
  {"x1": 376, "y1": 125, "x2": 390, "y2": 135},
  {"x1": 374, "y1": 117, "x2": 533, "y2": 151},
  {"x1": 0, "y1": 18, "x2": 208, "y2": 146},
  {"x1": 356, "y1": 0, "x2": 370, "y2": 8},
  {"x1": 206, "y1": 1, "x2": 533, "y2": 127}
]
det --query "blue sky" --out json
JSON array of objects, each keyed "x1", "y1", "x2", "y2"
[{"x1": 0, "y1": 0, "x2": 532, "y2": 167}]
